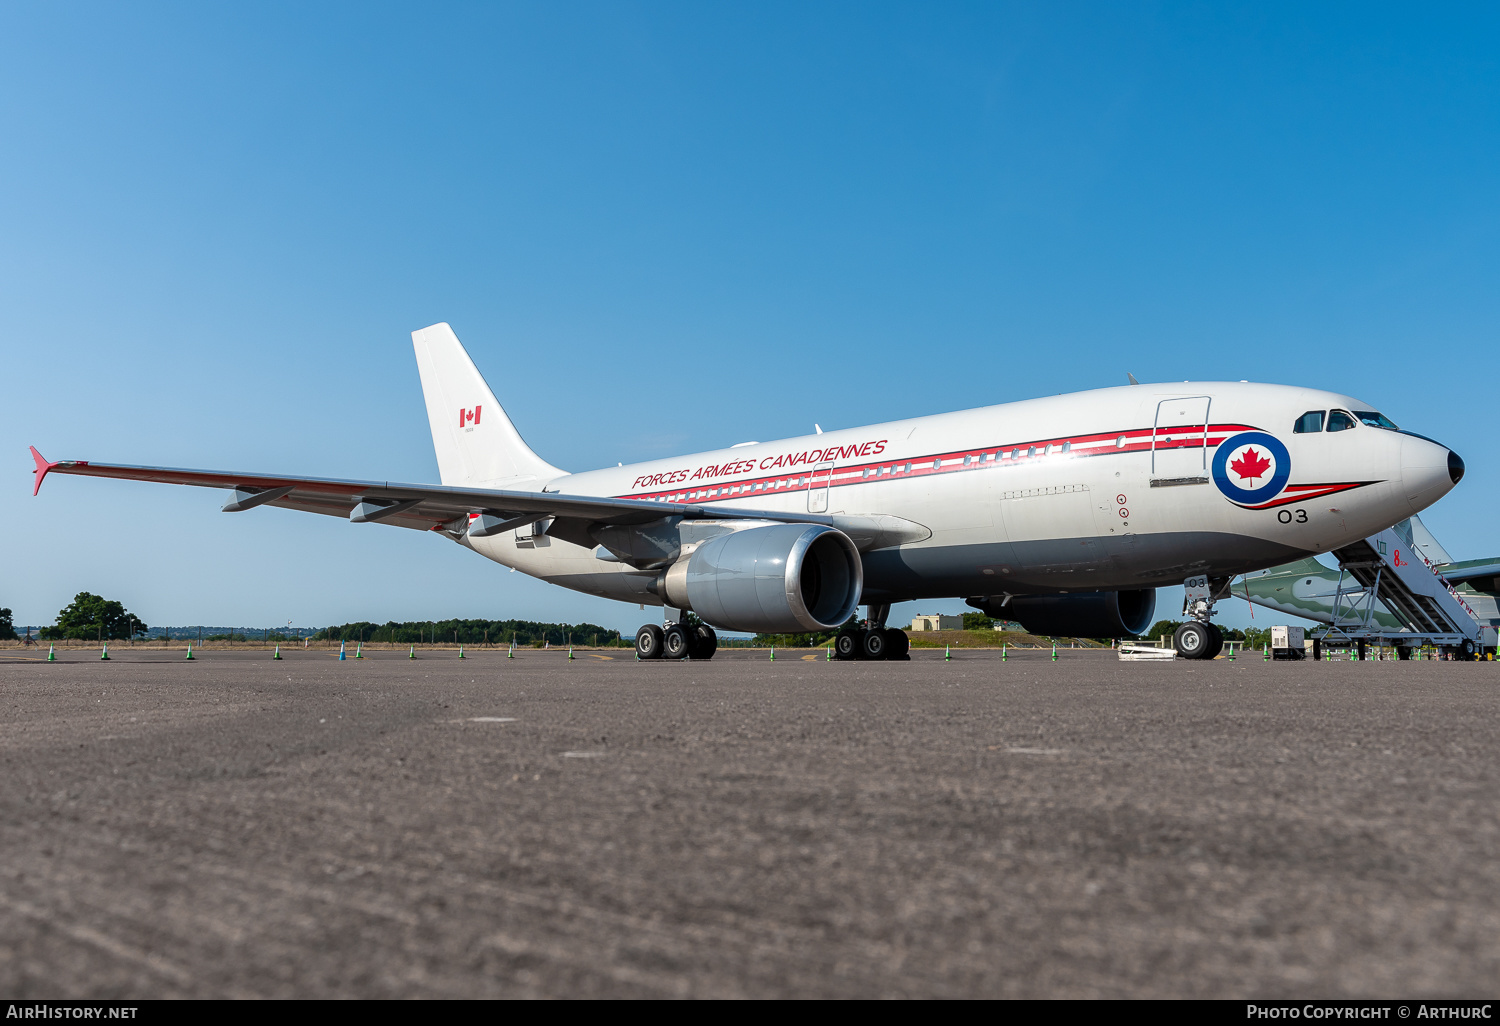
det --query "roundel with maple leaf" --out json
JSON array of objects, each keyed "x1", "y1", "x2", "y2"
[{"x1": 1211, "y1": 431, "x2": 1291, "y2": 506}]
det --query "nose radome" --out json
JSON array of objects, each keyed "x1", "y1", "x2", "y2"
[{"x1": 1400, "y1": 435, "x2": 1459, "y2": 515}]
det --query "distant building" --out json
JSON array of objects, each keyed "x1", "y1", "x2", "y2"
[{"x1": 910, "y1": 614, "x2": 963, "y2": 632}]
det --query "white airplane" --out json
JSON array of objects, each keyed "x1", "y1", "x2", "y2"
[{"x1": 30, "y1": 323, "x2": 1464, "y2": 661}]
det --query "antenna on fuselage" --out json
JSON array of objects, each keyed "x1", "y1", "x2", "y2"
[{"x1": 1126, "y1": 373, "x2": 1140, "y2": 385}]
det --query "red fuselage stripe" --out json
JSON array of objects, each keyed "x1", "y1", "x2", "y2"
[{"x1": 615, "y1": 423, "x2": 1261, "y2": 504}]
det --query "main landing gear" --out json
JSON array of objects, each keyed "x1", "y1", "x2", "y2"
[
  {"x1": 636, "y1": 620, "x2": 718, "y2": 660},
  {"x1": 833, "y1": 604, "x2": 911, "y2": 661},
  {"x1": 1173, "y1": 575, "x2": 1228, "y2": 661}
]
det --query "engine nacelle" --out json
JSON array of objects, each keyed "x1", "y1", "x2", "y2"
[
  {"x1": 968, "y1": 589, "x2": 1156, "y2": 639},
  {"x1": 661, "y1": 523, "x2": 863, "y2": 634}
]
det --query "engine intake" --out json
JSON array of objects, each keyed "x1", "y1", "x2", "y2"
[
  {"x1": 968, "y1": 589, "x2": 1156, "y2": 639},
  {"x1": 662, "y1": 523, "x2": 863, "y2": 634}
]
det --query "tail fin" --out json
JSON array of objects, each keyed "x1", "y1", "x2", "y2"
[{"x1": 411, "y1": 323, "x2": 564, "y2": 488}]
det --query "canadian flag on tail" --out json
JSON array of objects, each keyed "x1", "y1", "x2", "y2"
[{"x1": 459, "y1": 406, "x2": 481, "y2": 428}]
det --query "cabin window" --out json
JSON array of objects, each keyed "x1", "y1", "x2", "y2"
[
  {"x1": 1327, "y1": 410, "x2": 1356, "y2": 432},
  {"x1": 1011, "y1": 449, "x2": 1020, "y2": 460},
  {"x1": 904, "y1": 463, "x2": 912, "y2": 473},
  {"x1": 1062, "y1": 441, "x2": 1071, "y2": 453},
  {"x1": 1027, "y1": 447, "x2": 1036, "y2": 458},
  {"x1": 1354, "y1": 410, "x2": 1400, "y2": 431},
  {"x1": 1294, "y1": 411, "x2": 1325, "y2": 433},
  {"x1": 1115, "y1": 436, "x2": 1126, "y2": 449}
]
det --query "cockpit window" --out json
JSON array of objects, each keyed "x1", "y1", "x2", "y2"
[
  {"x1": 1327, "y1": 409, "x2": 1356, "y2": 432},
  {"x1": 1354, "y1": 410, "x2": 1399, "y2": 431},
  {"x1": 1293, "y1": 411, "x2": 1325, "y2": 433}
]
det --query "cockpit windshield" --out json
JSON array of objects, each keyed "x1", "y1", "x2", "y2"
[
  {"x1": 1327, "y1": 410, "x2": 1356, "y2": 432},
  {"x1": 1354, "y1": 410, "x2": 1399, "y2": 431}
]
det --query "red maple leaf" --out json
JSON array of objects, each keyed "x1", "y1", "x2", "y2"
[{"x1": 1230, "y1": 448, "x2": 1272, "y2": 482}]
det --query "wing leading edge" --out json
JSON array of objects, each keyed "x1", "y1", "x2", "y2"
[{"x1": 28, "y1": 448, "x2": 929, "y2": 550}]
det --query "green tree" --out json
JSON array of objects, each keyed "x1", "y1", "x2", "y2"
[
  {"x1": 40, "y1": 593, "x2": 148, "y2": 640},
  {"x1": 1145, "y1": 619, "x2": 1184, "y2": 643},
  {"x1": 0, "y1": 608, "x2": 15, "y2": 641},
  {"x1": 962, "y1": 612, "x2": 995, "y2": 631}
]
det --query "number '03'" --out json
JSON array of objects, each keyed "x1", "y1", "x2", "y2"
[{"x1": 1277, "y1": 509, "x2": 1308, "y2": 524}]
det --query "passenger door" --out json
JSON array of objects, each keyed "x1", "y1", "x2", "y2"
[{"x1": 1152, "y1": 396, "x2": 1212, "y2": 484}]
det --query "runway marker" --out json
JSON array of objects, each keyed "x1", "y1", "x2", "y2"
[
  {"x1": 801, "y1": 654, "x2": 818, "y2": 661},
  {"x1": 508, "y1": 644, "x2": 515, "y2": 659},
  {"x1": 273, "y1": 644, "x2": 281, "y2": 660},
  {"x1": 1051, "y1": 641, "x2": 1058, "y2": 661},
  {"x1": 562, "y1": 751, "x2": 605, "y2": 758},
  {"x1": 1001, "y1": 747, "x2": 1066, "y2": 755},
  {"x1": 826, "y1": 646, "x2": 832, "y2": 661},
  {"x1": 944, "y1": 645, "x2": 951, "y2": 661},
  {"x1": 355, "y1": 642, "x2": 364, "y2": 659},
  {"x1": 467, "y1": 717, "x2": 516, "y2": 723},
  {"x1": 770, "y1": 646, "x2": 775, "y2": 661},
  {"x1": 458, "y1": 645, "x2": 465, "y2": 659},
  {"x1": 409, "y1": 645, "x2": 416, "y2": 660},
  {"x1": 185, "y1": 642, "x2": 194, "y2": 660},
  {"x1": 567, "y1": 647, "x2": 574, "y2": 660},
  {"x1": 338, "y1": 640, "x2": 346, "y2": 661},
  {"x1": 47, "y1": 644, "x2": 55, "y2": 662},
  {"x1": 100, "y1": 644, "x2": 109, "y2": 661},
  {"x1": 1001, "y1": 643, "x2": 1007, "y2": 661}
]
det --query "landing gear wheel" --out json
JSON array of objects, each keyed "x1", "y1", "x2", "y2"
[
  {"x1": 1396, "y1": 645, "x2": 1411, "y2": 660},
  {"x1": 1458, "y1": 638, "x2": 1476, "y2": 661},
  {"x1": 883, "y1": 628, "x2": 910, "y2": 660},
  {"x1": 693, "y1": 625, "x2": 718, "y2": 660},
  {"x1": 1203, "y1": 623, "x2": 1224, "y2": 660},
  {"x1": 635, "y1": 624, "x2": 665, "y2": 660},
  {"x1": 1173, "y1": 621, "x2": 1216, "y2": 660},
  {"x1": 834, "y1": 629, "x2": 860, "y2": 661},
  {"x1": 663, "y1": 624, "x2": 692, "y2": 660},
  {"x1": 861, "y1": 628, "x2": 888, "y2": 660}
]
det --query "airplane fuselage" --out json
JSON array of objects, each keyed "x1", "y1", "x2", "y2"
[{"x1": 465, "y1": 381, "x2": 1458, "y2": 608}]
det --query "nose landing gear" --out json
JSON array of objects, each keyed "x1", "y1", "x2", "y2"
[{"x1": 1174, "y1": 575, "x2": 1228, "y2": 660}]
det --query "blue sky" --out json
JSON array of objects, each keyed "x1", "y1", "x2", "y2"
[{"x1": 2, "y1": 2, "x2": 1496, "y2": 633}]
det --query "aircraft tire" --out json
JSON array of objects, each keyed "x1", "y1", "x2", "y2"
[
  {"x1": 883, "y1": 628, "x2": 910, "y2": 660},
  {"x1": 635, "y1": 624, "x2": 665, "y2": 660},
  {"x1": 663, "y1": 624, "x2": 693, "y2": 660},
  {"x1": 1204, "y1": 623, "x2": 1224, "y2": 659},
  {"x1": 1458, "y1": 638, "x2": 1476, "y2": 661},
  {"x1": 692, "y1": 624, "x2": 718, "y2": 660},
  {"x1": 861, "y1": 628, "x2": 888, "y2": 660},
  {"x1": 834, "y1": 629, "x2": 861, "y2": 661},
  {"x1": 1173, "y1": 621, "x2": 1215, "y2": 660}
]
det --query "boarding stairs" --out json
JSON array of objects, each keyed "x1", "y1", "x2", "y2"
[{"x1": 1322, "y1": 525, "x2": 1489, "y2": 653}]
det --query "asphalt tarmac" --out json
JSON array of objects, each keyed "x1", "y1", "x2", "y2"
[{"x1": 1, "y1": 647, "x2": 1496, "y2": 998}]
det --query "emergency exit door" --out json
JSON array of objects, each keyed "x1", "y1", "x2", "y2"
[{"x1": 807, "y1": 462, "x2": 833, "y2": 513}]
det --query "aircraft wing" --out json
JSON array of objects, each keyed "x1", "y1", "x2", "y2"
[
  {"x1": 1432, "y1": 558, "x2": 1500, "y2": 585},
  {"x1": 29, "y1": 447, "x2": 927, "y2": 550}
]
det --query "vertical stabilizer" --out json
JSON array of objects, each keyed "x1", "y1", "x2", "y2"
[{"x1": 411, "y1": 323, "x2": 564, "y2": 488}]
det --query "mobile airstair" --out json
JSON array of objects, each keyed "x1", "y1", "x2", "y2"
[{"x1": 1317, "y1": 524, "x2": 1496, "y2": 659}]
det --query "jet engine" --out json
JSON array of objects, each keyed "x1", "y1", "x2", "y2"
[
  {"x1": 968, "y1": 589, "x2": 1156, "y2": 639},
  {"x1": 660, "y1": 523, "x2": 863, "y2": 634}
]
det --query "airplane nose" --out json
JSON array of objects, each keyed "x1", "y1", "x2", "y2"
[{"x1": 1400, "y1": 435, "x2": 1459, "y2": 515}]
